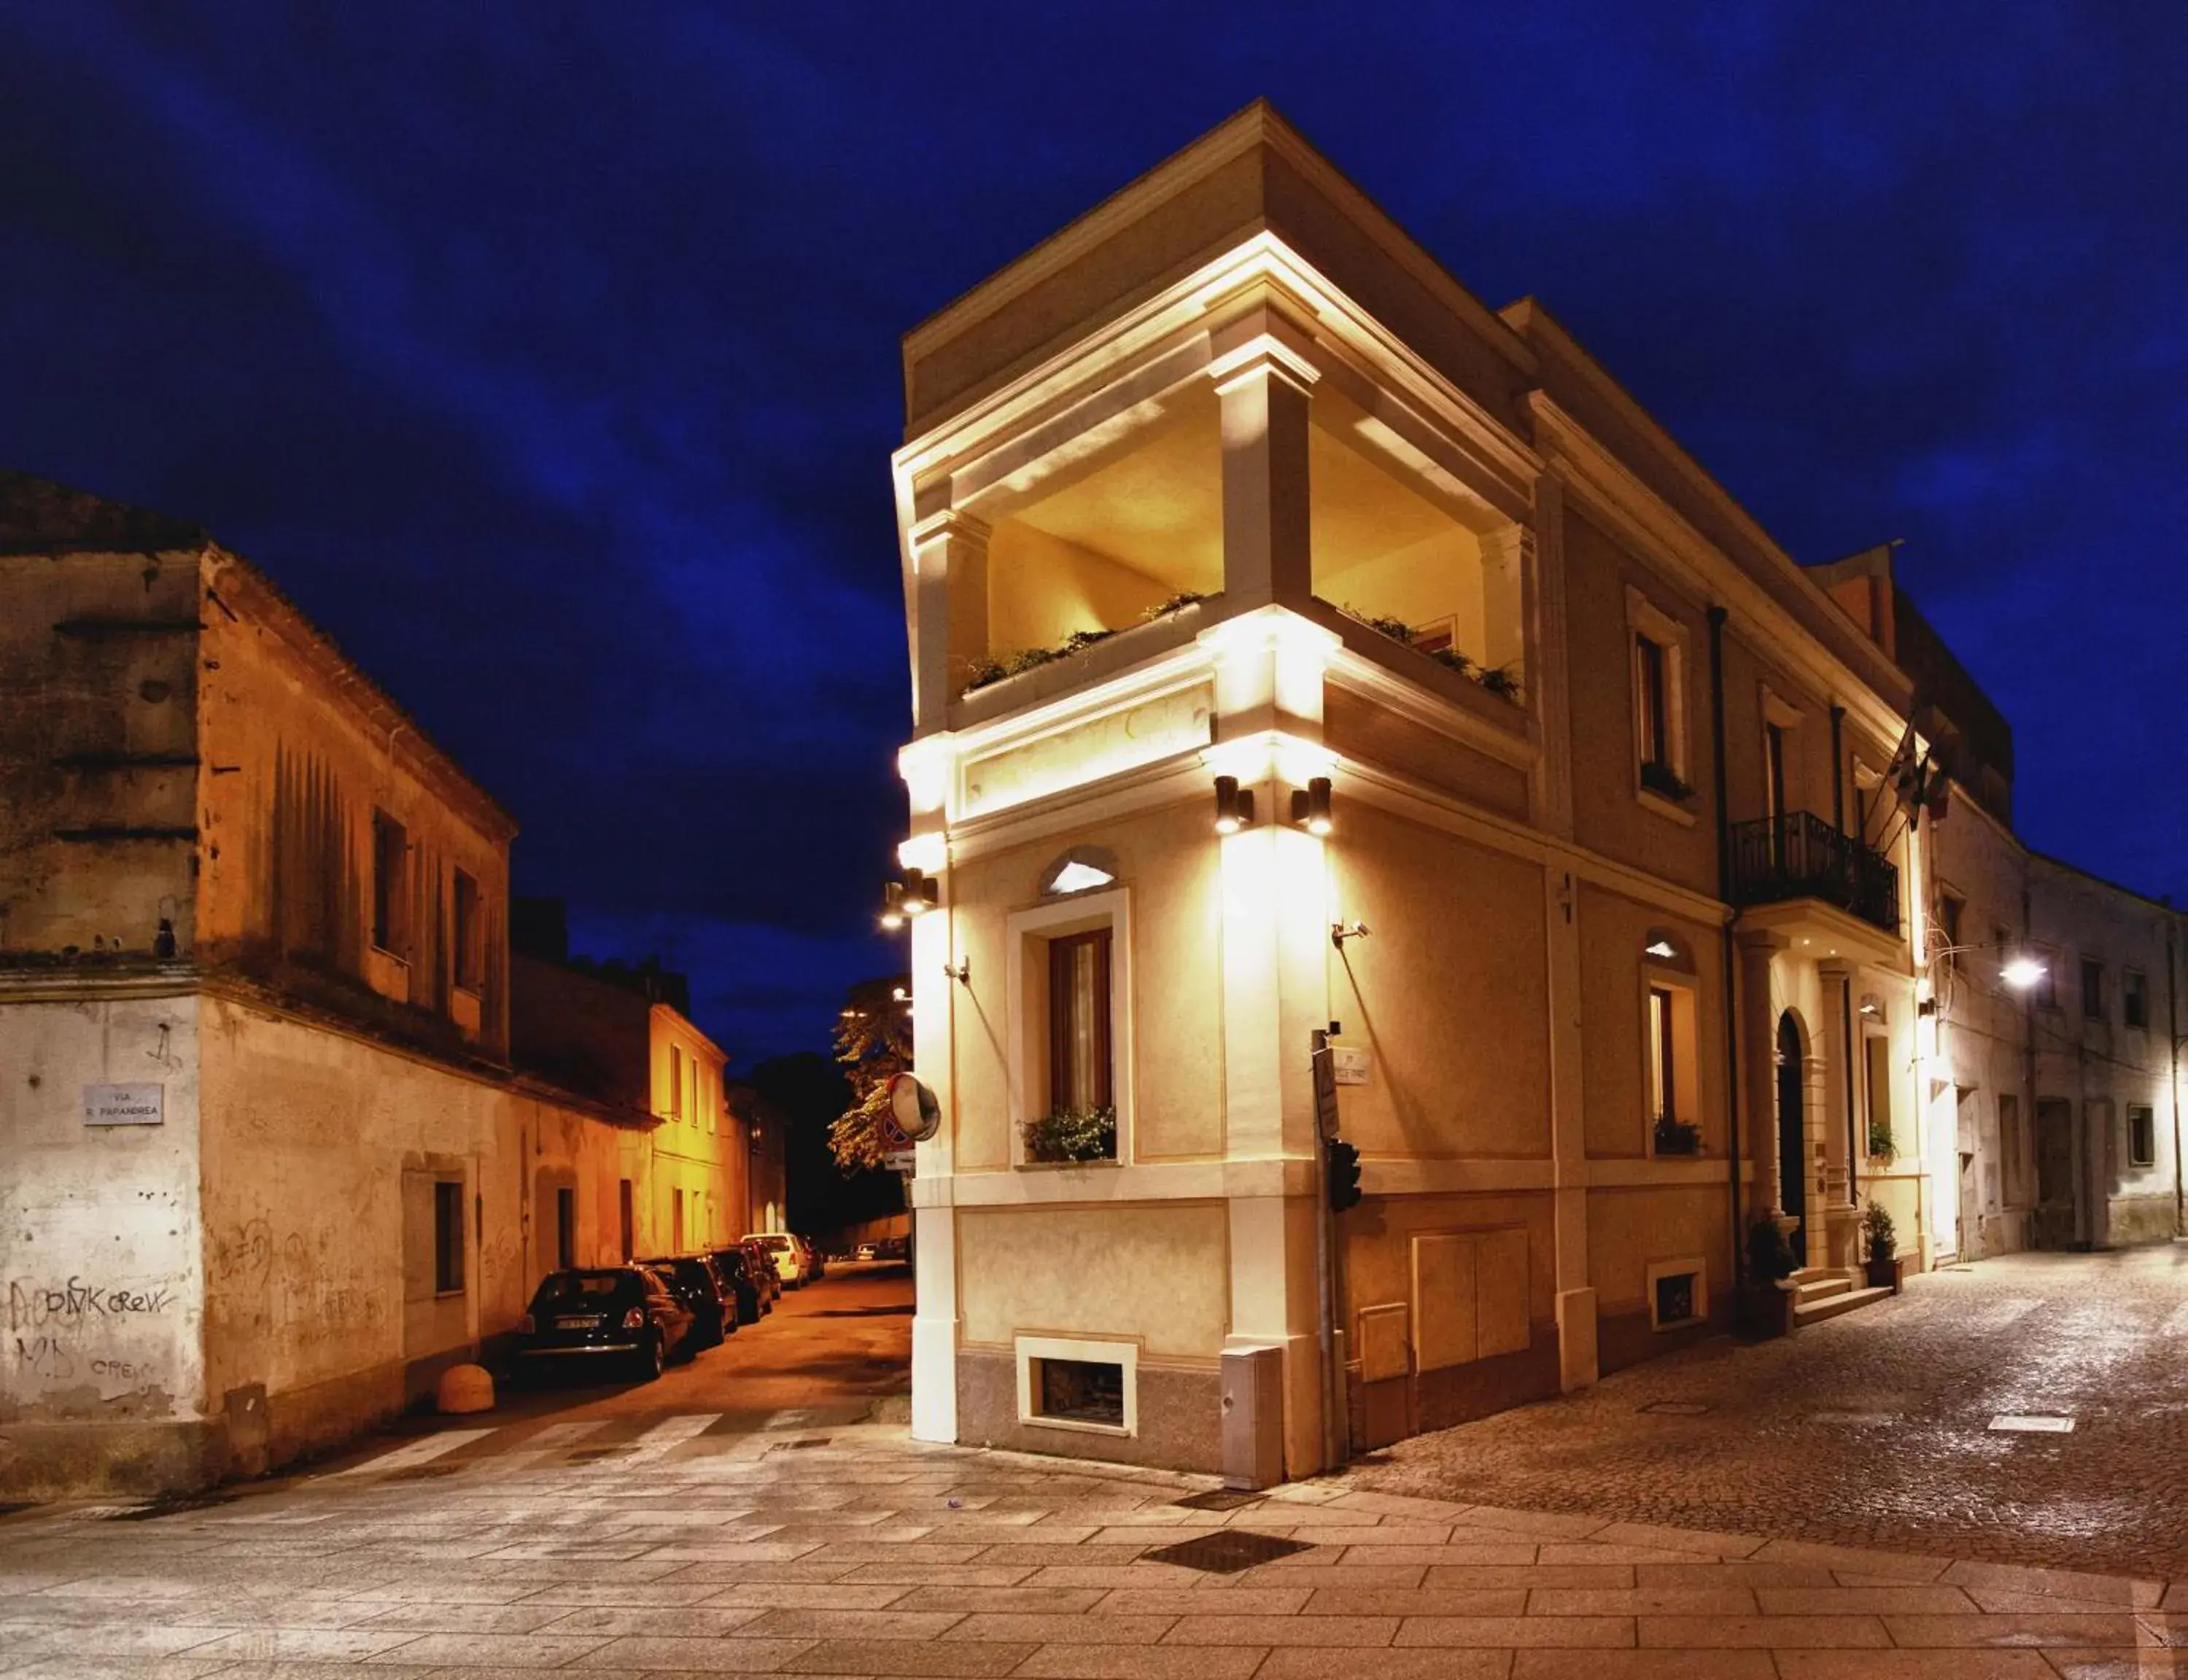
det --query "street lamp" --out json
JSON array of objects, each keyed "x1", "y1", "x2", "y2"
[{"x1": 2000, "y1": 956, "x2": 2047, "y2": 991}]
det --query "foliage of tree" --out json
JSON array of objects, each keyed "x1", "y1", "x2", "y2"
[{"x1": 829, "y1": 974, "x2": 912, "y2": 1173}]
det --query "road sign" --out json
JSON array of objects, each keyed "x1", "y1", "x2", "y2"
[{"x1": 884, "y1": 1149, "x2": 917, "y2": 1174}]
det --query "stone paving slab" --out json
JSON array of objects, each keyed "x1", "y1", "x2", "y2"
[{"x1": 4, "y1": 1416, "x2": 2187, "y2": 1678}]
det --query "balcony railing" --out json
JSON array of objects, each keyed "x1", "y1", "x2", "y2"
[{"x1": 1729, "y1": 811, "x2": 1901, "y2": 937}]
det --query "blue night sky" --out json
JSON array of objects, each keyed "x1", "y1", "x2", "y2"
[{"x1": 4, "y1": 4, "x2": 2184, "y2": 1062}]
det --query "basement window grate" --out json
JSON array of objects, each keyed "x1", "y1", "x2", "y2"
[
  {"x1": 1640, "y1": 1401, "x2": 1712, "y2": 1416},
  {"x1": 781, "y1": 1436, "x2": 833, "y2": 1450},
  {"x1": 0, "y1": 1501, "x2": 36, "y2": 1519},
  {"x1": 387, "y1": 1463, "x2": 467, "y2": 1482},
  {"x1": 1143, "y1": 1530, "x2": 1312, "y2": 1573},
  {"x1": 1990, "y1": 1414, "x2": 2075, "y2": 1433},
  {"x1": 1173, "y1": 1489, "x2": 1262, "y2": 1512}
]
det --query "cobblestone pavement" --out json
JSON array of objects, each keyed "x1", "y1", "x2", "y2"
[
  {"x1": 1347, "y1": 1245, "x2": 2188, "y2": 1581},
  {"x1": 6, "y1": 1412, "x2": 2188, "y2": 1679}
]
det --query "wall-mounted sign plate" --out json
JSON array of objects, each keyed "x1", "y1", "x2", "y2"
[
  {"x1": 1332, "y1": 1047, "x2": 1371, "y2": 1086},
  {"x1": 83, "y1": 1083, "x2": 163, "y2": 1127}
]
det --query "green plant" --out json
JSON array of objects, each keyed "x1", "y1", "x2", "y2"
[
  {"x1": 1745, "y1": 1216, "x2": 1797, "y2": 1284},
  {"x1": 1142, "y1": 591, "x2": 1206, "y2": 621},
  {"x1": 1653, "y1": 1115, "x2": 1702, "y2": 1156},
  {"x1": 1426, "y1": 645, "x2": 1475, "y2": 677},
  {"x1": 1343, "y1": 604, "x2": 1416, "y2": 644},
  {"x1": 1861, "y1": 1199, "x2": 1896, "y2": 1261},
  {"x1": 1478, "y1": 663, "x2": 1521, "y2": 701},
  {"x1": 1020, "y1": 1105, "x2": 1117, "y2": 1164},
  {"x1": 1866, "y1": 1121, "x2": 1896, "y2": 1162}
]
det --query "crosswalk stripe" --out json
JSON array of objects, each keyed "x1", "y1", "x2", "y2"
[
  {"x1": 625, "y1": 1412, "x2": 723, "y2": 1461},
  {"x1": 341, "y1": 1427, "x2": 495, "y2": 1476}
]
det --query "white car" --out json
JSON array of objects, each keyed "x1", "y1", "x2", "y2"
[{"x1": 742, "y1": 1232, "x2": 810, "y2": 1288}]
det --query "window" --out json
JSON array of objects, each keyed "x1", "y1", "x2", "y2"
[
  {"x1": 1998, "y1": 1094, "x2": 2025, "y2": 1206},
  {"x1": 2082, "y1": 958, "x2": 2105, "y2": 1022},
  {"x1": 556, "y1": 1186, "x2": 575, "y2": 1270},
  {"x1": 1863, "y1": 1032, "x2": 1893, "y2": 1154},
  {"x1": 1939, "y1": 893, "x2": 1965, "y2": 959},
  {"x1": 1010, "y1": 885, "x2": 1131, "y2": 1165},
  {"x1": 1015, "y1": 1334, "x2": 1137, "y2": 1435},
  {"x1": 1646, "y1": 1256, "x2": 1707, "y2": 1331},
  {"x1": 1642, "y1": 935, "x2": 1700, "y2": 1156},
  {"x1": 452, "y1": 869, "x2": 481, "y2": 991},
  {"x1": 1626, "y1": 589, "x2": 1691, "y2": 808},
  {"x1": 672, "y1": 1188, "x2": 685, "y2": 1252},
  {"x1": 1766, "y1": 723, "x2": 1788, "y2": 821},
  {"x1": 371, "y1": 811, "x2": 408, "y2": 954},
  {"x1": 2129, "y1": 1105, "x2": 2157, "y2": 1169},
  {"x1": 432, "y1": 1180, "x2": 465, "y2": 1294},
  {"x1": 2125, "y1": 969, "x2": 2149, "y2": 1031},
  {"x1": 2033, "y1": 962, "x2": 2058, "y2": 1011},
  {"x1": 670, "y1": 1046, "x2": 683, "y2": 1121},
  {"x1": 1047, "y1": 928, "x2": 1114, "y2": 1115}
]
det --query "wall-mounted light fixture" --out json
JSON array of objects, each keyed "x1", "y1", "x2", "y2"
[
  {"x1": 1290, "y1": 776, "x2": 1333, "y2": 836},
  {"x1": 940, "y1": 958, "x2": 971, "y2": 986},
  {"x1": 1213, "y1": 774, "x2": 1255, "y2": 835},
  {"x1": 1331, "y1": 920, "x2": 1371, "y2": 949},
  {"x1": 891, "y1": 985, "x2": 910, "y2": 1003},
  {"x1": 1858, "y1": 993, "x2": 1883, "y2": 1018},
  {"x1": 880, "y1": 868, "x2": 939, "y2": 930},
  {"x1": 2001, "y1": 956, "x2": 2047, "y2": 991}
]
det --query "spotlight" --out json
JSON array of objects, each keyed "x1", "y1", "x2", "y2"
[
  {"x1": 1290, "y1": 776, "x2": 1333, "y2": 836},
  {"x1": 2001, "y1": 956, "x2": 2047, "y2": 991},
  {"x1": 1214, "y1": 774, "x2": 1254, "y2": 835},
  {"x1": 880, "y1": 868, "x2": 939, "y2": 930}
]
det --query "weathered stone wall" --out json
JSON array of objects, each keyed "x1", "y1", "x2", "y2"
[{"x1": 0, "y1": 994, "x2": 209, "y2": 1497}]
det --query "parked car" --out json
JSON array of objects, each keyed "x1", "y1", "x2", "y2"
[
  {"x1": 800, "y1": 1238, "x2": 826, "y2": 1282},
  {"x1": 710, "y1": 1245, "x2": 769, "y2": 1325},
  {"x1": 855, "y1": 1242, "x2": 877, "y2": 1261},
  {"x1": 742, "y1": 1230, "x2": 812, "y2": 1288},
  {"x1": 513, "y1": 1267, "x2": 694, "y2": 1382},
  {"x1": 640, "y1": 1253, "x2": 734, "y2": 1348},
  {"x1": 741, "y1": 1238, "x2": 783, "y2": 1306}
]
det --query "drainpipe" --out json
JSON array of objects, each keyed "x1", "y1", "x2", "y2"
[
  {"x1": 1841, "y1": 978, "x2": 1859, "y2": 1208},
  {"x1": 2167, "y1": 897, "x2": 2182, "y2": 1237},
  {"x1": 1829, "y1": 705, "x2": 1846, "y2": 835},
  {"x1": 1708, "y1": 606, "x2": 1743, "y2": 1284}
]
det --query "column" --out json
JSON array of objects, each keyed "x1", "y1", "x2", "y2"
[
  {"x1": 907, "y1": 510, "x2": 989, "y2": 736},
  {"x1": 1819, "y1": 961, "x2": 1855, "y2": 1264},
  {"x1": 1737, "y1": 929, "x2": 1785, "y2": 1221},
  {"x1": 1211, "y1": 313, "x2": 1316, "y2": 610},
  {"x1": 1209, "y1": 313, "x2": 1331, "y2": 1474}
]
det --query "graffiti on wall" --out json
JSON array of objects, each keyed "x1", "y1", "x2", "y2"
[{"x1": 6, "y1": 1274, "x2": 179, "y2": 1396}]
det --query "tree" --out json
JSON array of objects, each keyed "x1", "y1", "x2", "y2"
[{"x1": 829, "y1": 974, "x2": 913, "y2": 1172}]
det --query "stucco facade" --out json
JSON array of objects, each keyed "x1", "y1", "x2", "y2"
[
  {"x1": 0, "y1": 478, "x2": 740, "y2": 1496},
  {"x1": 887, "y1": 106, "x2": 1953, "y2": 1479}
]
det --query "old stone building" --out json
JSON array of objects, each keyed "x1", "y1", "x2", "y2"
[{"x1": 0, "y1": 472, "x2": 744, "y2": 1497}]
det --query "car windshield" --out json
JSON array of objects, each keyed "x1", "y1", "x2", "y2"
[
  {"x1": 750, "y1": 1235, "x2": 791, "y2": 1251},
  {"x1": 529, "y1": 1271, "x2": 638, "y2": 1312}
]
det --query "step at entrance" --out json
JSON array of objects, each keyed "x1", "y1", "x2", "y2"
[{"x1": 1792, "y1": 1283, "x2": 1894, "y2": 1328}]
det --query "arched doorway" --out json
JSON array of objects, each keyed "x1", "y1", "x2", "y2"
[{"x1": 1777, "y1": 1012, "x2": 1807, "y2": 1252}]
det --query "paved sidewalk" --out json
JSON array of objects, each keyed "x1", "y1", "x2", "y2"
[
  {"x1": 1, "y1": 1418, "x2": 2184, "y2": 1679},
  {"x1": 1345, "y1": 1248, "x2": 2188, "y2": 1582}
]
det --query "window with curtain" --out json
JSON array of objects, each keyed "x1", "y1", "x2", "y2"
[{"x1": 1047, "y1": 928, "x2": 1113, "y2": 1113}]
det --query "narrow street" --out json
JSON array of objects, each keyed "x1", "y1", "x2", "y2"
[{"x1": 339, "y1": 1260, "x2": 914, "y2": 1462}]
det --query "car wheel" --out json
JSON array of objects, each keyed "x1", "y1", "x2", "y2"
[{"x1": 635, "y1": 1332, "x2": 664, "y2": 1382}]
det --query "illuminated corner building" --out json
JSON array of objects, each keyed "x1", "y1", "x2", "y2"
[
  {"x1": 889, "y1": 102, "x2": 1941, "y2": 1477},
  {"x1": 0, "y1": 472, "x2": 731, "y2": 1498}
]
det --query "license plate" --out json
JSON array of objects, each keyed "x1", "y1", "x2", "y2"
[{"x1": 554, "y1": 1315, "x2": 602, "y2": 1330}]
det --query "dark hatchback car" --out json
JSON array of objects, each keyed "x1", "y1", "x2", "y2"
[
  {"x1": 740, "y1": 1239, "x2": 783, "y2": 1307},
  {"x1": 513, "y1": 1267, "x2": 694, "y2": 1382},
  {"x1": 710, "y1": 1246, "x2": 769, "y2": 1326},
  {"x1": 640, "y1": 1254, "x2": 734, "y2": 1349}
]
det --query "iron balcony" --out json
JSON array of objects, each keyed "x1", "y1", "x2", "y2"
[{"x1": 1729, "y1": 811, "x2": 1901, "y2": 937}]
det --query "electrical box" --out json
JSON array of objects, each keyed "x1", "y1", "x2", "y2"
[{"x1": 1219, "y1": 1343, "x2": 1285, "y2": 1490}]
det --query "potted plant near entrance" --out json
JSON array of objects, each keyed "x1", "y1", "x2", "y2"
[
  {"x1": 1738, "y1": 1216, "x2": 1798, "y2": 1338},
  {"x1": 1861, "y1": 1199, "x2": 1899, "y2": 1293}
]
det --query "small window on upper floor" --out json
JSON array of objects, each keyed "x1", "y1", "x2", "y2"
[
  {"x1": 670, "y1": 1044, "x2": 683, "y2": 1121},
  {"x1": 1939, "y1": 893, "x2": 1965, "y2": 955},
  {"x1": 432, "y1": 1179, "x2": 465, "y2": 1294},
  {"x1": 1642, "y1": 930, "x2": 1701, "y2": 1156},
  {"x1": 2081, "y1": 957, "x2": 2105, "y2": 1022},
  {"x1": 1626, "y1": 589, "x2": 1694, "y2": 812},
  {"x1": 452, "y1": 869, "x2": 482, "y2": 992},
  {"x1": 371, "y1": 811, "x2": 408, "y2": 957},
  {"x1": 2124, "y1": 969, "x2": 2149, "y2": 1031}
]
